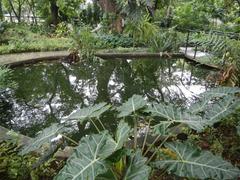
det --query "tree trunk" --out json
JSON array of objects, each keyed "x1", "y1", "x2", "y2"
[
  {"x1": 98, "y1": 0, "x2": 123, "y2": 33},
  {"x1": 50, "y1": 0, "x2": 59, "y2": 26},
  {"x1": 9, "y1": 11, "x2": 13, "y2": 22},
  {"x1": 8, "y1": 0, "x2": 21, "y2": 22},
  {"x1": 0, "y1": 0, "x2": 3, "y2": 20}
]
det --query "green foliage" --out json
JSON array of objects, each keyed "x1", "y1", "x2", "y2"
[
  {"x1": 70, "y1": 25, "x2": 98, "y2": 58},
  {"x1": 16, "y1": 87, "x2": 240, "y2": 179},
  {"x1": 149, "y1": 28, "x2": 184, "y2": 52},
  {"x1": 66, "y1": 102, "x2": 110, "y2": 123},
  {"x1": 0, "y1": 23, "x2": 71, "y2": 55},
  {"x1": 79, "y1": 2, "x2": 102, "y2": 26},
  {"x1": 98, "y1": 34, "x2": 134, "y2": 48},
  {"x1": 55, "y1": 121, "x2": 131, "y2": 180},
  {"x1": 173, "y1": 2, "x2": 210, "y2": 30},
  {"x1": 116, "y1": 95, "x2": 146, "y2": 118},
  {"x1": 153, "y1": 142, "x2": 240, "y2": 179},
  {"x1": 20, "y1": 123, "x2": 66, "y2": 155},
  {"x1": 122, "y1": 150, "x2": 151, "y2": 180},
  {"x1": 190, "y1": 32, "x2": 228, "y2": 57},
  {"x1": 55, "y1": 22, "x2": 70, "y2": 37},
  {"x1": 0, "y1": 141, "x2": 61, "y2": 180},
  {"x1": 146, "y1": 103, "x2": 205, "y2": 132},
  {"x1": 124, "y1": 15, "x2": 159, "y2": 45}
]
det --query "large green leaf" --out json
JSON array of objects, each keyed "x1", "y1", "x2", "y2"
[
  {"x1": 145, "y1": 103, "x2": 207, "y2": 132},
  {"x1": 117, "y1": 95, "x2": 147, "y2": 118},
  {"x1": 55, "y1": 121, "x2": 131, "y2": 180},
  {"x1": 55, "y1": 131, "x2": 115, "y2": 180},
  {"x1": 204, "y1": 96, "x2": 240, "y2": 125},
  {"x1": 115, "y1": 121, "x2": 131, "y2": 150},
  {"x1": 153, "y1": 142, "x2": 240, "y2": 180},
  {"x1": 190, "y1": 87, "x2": 240, "y2": 114},
  {"x1": 199, "y1": 87, "x2": 240, "y2": 99},
  {"x1": 122, "y1": 150, "x2": 151, "y2": 180},
  {"x1": 189, "y1": 96, "x2": 212, "y2": 114},
  {"x1": 66, "y1": 103, "x2": 110, "y2": 123},
  {"x1": 19, "y1": 124, "x2": 65, "y2": 155}
]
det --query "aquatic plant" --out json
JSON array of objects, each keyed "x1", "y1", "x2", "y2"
[{"x1": 17, "y1": 87, "x2": 240, "y2": 179}]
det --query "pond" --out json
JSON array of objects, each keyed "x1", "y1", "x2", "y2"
[{"x1": 0, "y1": 58, "x2": 217, "y2": 138}]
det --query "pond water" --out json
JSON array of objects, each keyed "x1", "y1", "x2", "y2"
[{"x1": 0, "y1": 58, "x2": 217, "y2": 138}]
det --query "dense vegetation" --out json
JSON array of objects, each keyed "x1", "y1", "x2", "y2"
[{"x1": 0, "y1": 0, "x2": 240, "y2": 179}]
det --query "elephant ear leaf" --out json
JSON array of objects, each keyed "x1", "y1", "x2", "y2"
[
  {"x1": 114, "y1": 120, "x2": 131, "y2": 150},
  {"x1": 55, "y1": 131, "x2": 116, "y2": 180},
  {"x1": 117, "y1": 95, "x2": 146, "y2": 118},
  {"x1": 55, "y1": 121, "x2": 130, "y2": 180},
  {"x1": 66, "y1": 103, "x2": 110, "y2": 123},
  {"x1": 145, "y1": 103, "x2": 206, "y2": 132},
  {"x1": 190, "y1": 87, "x2": 240, "y2": 114},
  {"x1": 204, "y1": 96, "x2": 240, "y2": 125},
  {"x1": 123, "y1": 150, "x2": 151, "y2": 180},
  {"x1": 199, "y1": 87, "x2": 240, "y2": 99},
  {"x1": 19, "y1": 123, "x2": 65, "y2": 155},
  {"x1": 153, "y1": 142, "x2": 240, "y2": 180}
]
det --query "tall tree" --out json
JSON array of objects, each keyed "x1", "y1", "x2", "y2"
[
  {"x1": 49, "y1": 0, "x2": 59, "y2": 25},
  {"x1": 0, "y1": 0, "x2": 3, "y2": 20},
  {"x1": 6, "y1": 0, "x2": 26, "y2": 22},
  {"x1": 97, "y1": 0, "x2": 123, "y2": 33}
]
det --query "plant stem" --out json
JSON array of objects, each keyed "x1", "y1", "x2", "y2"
[
  {"x1": 142, "y1": 119, "x2": 151, "y2": 153},
  {"x1": 147, "y1": 136, "x2": 169, "y2": 164},
  {"x1": 97, "y1": 117, "x2": 106, "y2": 130},
  {"x1": 143, "y1": 134, "x2": 161, "y2": 156},
  {"x1": 134, "y1": 115, "x2": 138, "y2": 149},
  {"x1": 89, "y1": 118, "x2": 100, "y2": 133},
  {"x1": 61, "y1": 134, "x2": 78, "y2": 146}
]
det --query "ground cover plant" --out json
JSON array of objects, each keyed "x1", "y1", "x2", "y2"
[
  {"x1": 0, "y1": 23, "x2": 71, "y2": 55},
  {"x1": 3, "y1": 87, "x2": 238, "y2": 180}
]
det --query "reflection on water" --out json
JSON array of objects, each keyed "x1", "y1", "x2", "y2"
[{"x1": 0, "y1": 58, "x2": 216, "y2": 137}]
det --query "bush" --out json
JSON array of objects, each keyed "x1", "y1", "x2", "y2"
[
  {"x1": 70, "y1": 25, "x2": 98, "y2": 58},
  {"x1": 97, "y1": 34, "x2": 134, "y2": 48},
  {"x1": 149, "y1": 28, "x2": 184, "y2": 52}
]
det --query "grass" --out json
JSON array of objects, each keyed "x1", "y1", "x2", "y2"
[{"x1": 0, "y1": 23, "x2": 71, "y2": 55}]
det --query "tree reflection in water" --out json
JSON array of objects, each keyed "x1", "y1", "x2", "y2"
[{"x1": 0, "y1": 58, "x2": 216, "y2": 137}]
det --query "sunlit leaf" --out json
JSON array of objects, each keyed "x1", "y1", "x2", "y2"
[
  {"x1": 117, "y1": 95, "x2": 147, "y2": 118},
  {"x1": 122, "y1": 150, "x2": 151, "y2": 180},
  {"x1": 19, "y1": 124, "x2": 65, "y2": 155},
  {"x1": 153, "y1": 142, "x2": 240, "y2": 180}
]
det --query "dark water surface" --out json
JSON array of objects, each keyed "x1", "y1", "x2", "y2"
[{"x1": 0, "y1": 58, "x2": 216, "y2": 137}]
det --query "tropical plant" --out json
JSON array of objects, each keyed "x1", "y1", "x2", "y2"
[
  {"x1": 70, "y1": 25, "x2": 98, "y2": 59},
  {"x1": 97, "y1": 34, "x2": 134, "y2": 48},
  {"x1": 17, "y1": 87, "x2": 240, "y2": 179},
  {"x1": 173, "y1": 1, "x2": 210, "y2": 30},
  {"x1": 149, "y1": 28, "x2": 184, "y2": 52},
  {"x1": 124, "y1": 15, "x2": 159, "y2": 46}
]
